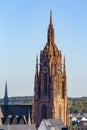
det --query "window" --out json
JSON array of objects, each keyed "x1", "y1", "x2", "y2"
[
  {"x1": 59, "y1": 104, "x2": 62, "y2": 119},
  {"x1": 42, "y1": 104, "x2": 47, "y2": 119},
  {"x1": 44, "y1": 73, "x2": 47, "y2": 95}
]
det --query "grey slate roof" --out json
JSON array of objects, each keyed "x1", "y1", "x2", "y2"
[
  {"x1": 0, "y1": 105, "x2": 32, "y2": 125},
  {"x1": 0, "y1": 124, "x2": 36, "y2": 130},
  {"x1": 0, "y1": 105, "x2": 32, "y2": 116},
  {"x1": 39, "y1": 119, "x2": 68, "y2": 130}
]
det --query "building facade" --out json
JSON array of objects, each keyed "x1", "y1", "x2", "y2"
[{"x1": 32, "y1": 11, "x2": 70, "y2": 128}]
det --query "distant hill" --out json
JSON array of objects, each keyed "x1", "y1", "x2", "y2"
[
  {"x1": 69, "y1": 96, "x2": 87, "y2": 102},
  {"x1": 0, "y1": 96, "x2": 33, "y2": 105},
  {"x1": 1, "y1": 96, "x2": 87, "y2": 114}
]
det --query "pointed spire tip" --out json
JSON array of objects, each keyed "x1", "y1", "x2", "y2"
[
  {"x1": 50, "y1": 10, "x2": 52, "y2": 25},
  {"x1": 50, "y1": 10, "x2": 52, "y2": 16},
  {"x1": 36, "y1": 55, "x2": 38, "y2": 65}
]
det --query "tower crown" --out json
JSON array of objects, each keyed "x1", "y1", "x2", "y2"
[{"x1": 47, "y1": 11, "x2": 55, "y2": 44}]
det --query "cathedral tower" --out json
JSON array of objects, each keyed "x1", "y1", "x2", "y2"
[
  {"x1": 33, "y1": 11, "x2": 69, "y2": 128},
  {"x1": 4, "y1": 81, "x2": 8, "y2": 105}
]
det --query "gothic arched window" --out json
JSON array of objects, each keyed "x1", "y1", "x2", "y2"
[
  {"x1": 41, "y1": 104, "x2": 47, "y2": 119},
  {"x1": 62, "y1": 81, "x2": 65, "y2": 98},
  {"x1": 59, "y1": 104, "x2": 62, "y2": 119},
  {"x1": 44, "y1": 73, "x2": 47, "y2": 95}
]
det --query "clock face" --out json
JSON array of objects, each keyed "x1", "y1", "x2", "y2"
[
  {"x1": 43, "y1": 66, "x2": 48, "y2": 73},
  {"x1": 57, "y1": 66, "x2": 61, "y2": 73}
]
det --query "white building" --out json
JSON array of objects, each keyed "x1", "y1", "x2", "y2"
[{"x1": 38, "y1": 119, "x2": 68, "y2": 130}]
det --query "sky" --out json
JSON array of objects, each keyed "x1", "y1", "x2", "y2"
[{"x1": 0, "y1": 0, "x2": 87, "y2": 98}]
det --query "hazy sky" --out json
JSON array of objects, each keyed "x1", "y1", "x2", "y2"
[{"x1": 0, "y1": 0, "x2": 87, "y2": 98}]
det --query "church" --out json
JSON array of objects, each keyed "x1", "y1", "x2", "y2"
[
  {"x1": 32, "y1": 11, "x2": 70, "y2": 128},
  {"x1": 0, "y1": 11, "x2": 70, "y2": 130},
  {"x1": 0, "y1": 81, "x2": 32, "y2": 125}
]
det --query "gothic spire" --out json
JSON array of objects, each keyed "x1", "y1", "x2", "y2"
[
  {"x1": 47, "y1": 10, "x2": 55, "y2": 44},
  {"x1": 63, "y1": 56, "x2": 66, "y2": 77},
  {"x1": 50, "y1": 10, "x2": 52, "y2": 25},
  {"x1": 4, "y1": 80, "x2": 8, "y2": 105},
  {"x1": 4, "y1": 81, "x2": 8, "y2": 97},
  {"x1": 35, "y1": 55, "x2": 38, "y2": 79}
]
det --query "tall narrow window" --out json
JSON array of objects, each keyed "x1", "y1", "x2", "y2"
[
  {"x1": 62, "y1": 81, "x2": 65, "y2": 98},
  {"x1": 42, "y1": 104, "x2": 47, "y2": 119},
  {"x1": 44, "y1": 73, "x2": 47, "y2": 95},
  {"x1": 59, "y1": 104, "x2": 62, "y2": 119}
]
